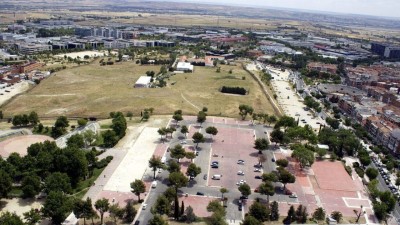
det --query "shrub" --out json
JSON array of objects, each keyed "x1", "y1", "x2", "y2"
[{"x1": 220, "y1": 86, "x2": 247, "y2": 95}]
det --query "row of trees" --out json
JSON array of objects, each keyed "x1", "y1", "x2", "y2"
[
  {"x1": 12, "y1": 111, "x2": 39, "y2": 127},
  {"x1": 102, "y1": 112, "x2": 127, "y2": 147}
]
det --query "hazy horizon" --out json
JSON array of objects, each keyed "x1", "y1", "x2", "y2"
[{"x1": 166, "y1": 0, "x2": 400, "y2": 18}]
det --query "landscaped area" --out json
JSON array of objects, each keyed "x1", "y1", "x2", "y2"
[{"x1": 2, "y1": 60, "x2": 274, "y2": 118}]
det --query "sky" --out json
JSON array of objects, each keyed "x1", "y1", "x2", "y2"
[{"x1": 175, "y1": 0, "x2": 400, "y2": 18}]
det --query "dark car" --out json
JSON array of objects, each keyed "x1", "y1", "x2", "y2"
[
  {"x1": 211, "y1": 164, "x2": 219, "y2": 168},
  {"x1": 255, "y1": 175, "x2": 262, "y2": 179},
  {"x1": 240, "y1": 195, "x2": 248, "y2": 200},
  {"x1": 196, "y1": 192, "x2": 205, "y2": 196},
  {"x1": 134, "y1": 221, "x2": 140, "y2": 225},
  {"x1": 238, "y1": 204, "x2": 242, "y2": 211},
  {"x1": 271, "y1": 158, "x2": 276, "y2": 162},
  {"x1": 203, "y1": 174, "x2": 208, "y2": 180}
]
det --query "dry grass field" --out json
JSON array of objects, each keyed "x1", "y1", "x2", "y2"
[{"x1": 2, "y1": 59, "x2": 274, "y2": 118}]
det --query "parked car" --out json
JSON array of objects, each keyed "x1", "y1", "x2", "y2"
[
  {"x1": 180, "y1": 140, "x2": 187, "y2": 144},
  {"x1": 203, "y1": 174, "x2": 207, "y2": 180},
  {"x1": 237, "y1": 160, "x2": 245, "y2": 165},
  {"x1": 142, "y1": 204, "x2": 148, "y2": 209},
  {"x1": 254, "y1": 168, "x2": 261, "y2": 172},
  {"x1": 196, "y1": 192, "x2": 205, "y2": 196},
  {"x1": 289, "y1": 193, "x2": 298, "y2": 198},
  {"x1": 238, "y1": 204, "x2": 242, "y2": 211},
  {"x1": 237, "y1": 171, "x2": 245, "y2": 175},
  {"x1": 211, "y1": 164, "x2": 219, "y2": 168},
  {"x1": 255, "y1": 175, "x2": 262, "y2": 179},
  {"x1": 236, "y1": 180, "x2": 246, "y2": 186}
]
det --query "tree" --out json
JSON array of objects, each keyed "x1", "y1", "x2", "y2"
[
  {"x1": 149, "y1": 156, "x2": 164, "y2": 179},
  {"x1": 365, "y1": 168, "x2": 378, "y2": 180},
  {"x1": 205, "y1": 126, "x2": 218, "y2": 140},
  {"x1": 23, "y1": 209, "x2": 41, "y2": 225},
  {"x1": 0, "y1": 212, "x2": 24, "y2": 225},
  {"x1": 270, "y1": 201, "x2": 279, "y2": 221},
  {"x1": 168, "y1": 172, "x2": 189, "y2": 192},
  {"x1": 248, "y1": 201, "x2": 270, "y2": 222},
  {"x1": 270, "y1": 128, "x2": 285, "y2": 146},
  {"x1": 220, "y1": 188, "x2": 228, "y2": 199},
  {"x1": 180, "y1": 201, "x2": 185, "y2": 217},
  {"x1": 192, "y1": 132, "x2": 205, "y2": 148},
  {"x1": 239, "y1": 104, "x2": 254, "y2": 120},
  {"x1": 42, "y1": 191, "x2": 73, "y2": 224},
  {"x1": 83, "y1": 130, "x2": 97, "y2": 147},
  {"x1": 77, "y1": 118, "x2": 88, "y2": 127},
  {"x1": 330, "y1": 211, "x2": 342, "y2": 223},
  {"x1": 283, "y1": 205, "x2": 296, "y2": 224},
  {"x1": 95, "y1": 198, "x2": 110, "y2": 225},
  {"x1": 44, "y1": 172, "x2": 72, "y2": 194},
  {"x1": 111, "y1": 113, "x2": 127, "y2": 138},
  {"x1": 0, "y1": 169, "x2": 12, "y2": 198},
  {"x1": 51, "y1": 116, "x2": 69, "y2": 138},
  {"x1": 396, "y1": 177, "x2": 400, "y2": 189},
  {"x1": 278, "y1": 168, "x2": 296, "y2": 190},
  {"x1": 185, "y1": 151, "x2": 196, "y2": 162},
  {"x1": 185, "y1": 206, "x2": 196, "y2": 223},
  {"x1": 276, "y1": 159, "x2": 289, "y2": 168},
  {"x1": 267, "y1": 115, "x2": 277, "y2": 126},
  {"x1": 186, "y1": 163, "x2": 201, "y2": 178},
  {"x1": 207, "y1": 200, "x2": 226, "y2": 215},
  {"x1": 241, "y1": 215, "x2": 261, "y2": 225},
  {"x1": 28, "y1": 111, "x2": 39, "y2": 125},
  {"x1": 274, "y1": 116, "x2": 297, "y2": 130},
  {"x1": 295, "y1": 205, "x2": 308, "y2": 223},
  {"x1": 170, "y1": 144, "x2": 187, "y2": 162},
  {"x1": 148, "y1": 214, "x2": 168, "y2": 225},
  {"x1": 154, "y1": 195, "x2": 171, "y2": 215},
  {"x1": 21, "y1": 174, "x2": 41, "y2": 198},
  {"x1": 66, "y1": 134, "x2": 85, "y2": 148},
  {"x1": 130, "y1": 179, "x2": 146, "y2": 202},
  {"x1": 124, "y1": 200, "x2": 137, "y2": 222},
  {"x1": 168, "y1": 160, "x2": 181, "y2": 173},
  {"x1": 197, "y1": 111, "x2": 207, "y2": 126},
  {"x1": 109, "y1": 204, "x2": 124, "y2": 223},
  {"x1": 291, "y1": 145, "x2": 315, "y2": 168},
  {"x1": 254, "y1": 138, "x2": 269, "y2": 153},
  {"x1": 262, "y1": 172, "x2": 278, "y2": 183},
  {"x1": 312, "y1": 207, "x2": 326, "y2": 221},
  {"x1": 373, "y1": 202, "x2": 388, "y2": 221},
  {"x1": 181, "y1": 125, "x2": 189, "y2": 137},
  {"x1": 158, "y1": 127, "x2": 167, "y2": 141},
  {"x1": 173, "y1": 113, "x2": 183, "y2": 125},
  {"x1": 126, "y1": 111, "x2": 134, "y2": 120},
  {"x1": 258, "y1": 181, "x2": 275, "y2": 202},
  {"x1": 238, "y1": 183, "x2": 251, "y2": 197},
  {"x1": 102, "y1": 130, "x2": 119, "y2": 147}
]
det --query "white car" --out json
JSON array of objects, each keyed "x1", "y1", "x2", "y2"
[
  {"x1": 142, "y1": 203, "x2": 148, "y2": 209},
  {"x1": 254, "y1": 168, "x2": 261, "y2": 172},
  {"x1": 289, "y1": 193, "x2": 298, "y2": 198},
  {"x1": 237, "y1": 160, "x2": 245, "y2": 165},
  {"x1": 236, "y1": 180, "x2": 247, "y2": 186},
  {"x1": 237, "y1": 171, "x2": 245, "y2": 175},
  {"x1": 180, "y1": 140, "x2": 187, "y2": 144}
]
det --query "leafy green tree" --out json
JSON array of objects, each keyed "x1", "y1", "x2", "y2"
[
  {"x1": 192, "y1": 132, "x2": 205, "y2": 148},
  {"x1": 158, "y1": 127, "x2": 167, "y2": 141},
  {"x1": 83, "y1": 130, "x2": 97, "y2": 147},
  {"x1": 28, "y1": 111, "x2": 39, "y2": 125},
  {"x1": 312, "y1": 207, "x2": 326, "y2": 221},
  {"x1": 197, "y1": 111, "x2": 207, "y2": 126},
  {"x1": 44, "y1": 172, "x2": 72, "y2": 194},
  {"x1": 295, "y1": 205, "x2": 308, "y2": 223},
  {"x1": 168, "y1": 160, "x2": 181, "y2": 173},
  {"x1": 111, "y1": 112, "x2": 127, "y2": 138},
  {"x1": 51, "y1": 116, "x2": 69, "y2": 138},
  {"x1": 220, "y1": 188, "x2": 228, "y2": 199},
  {"x1": 276, "y1": 159, "x2": 289, "y2": 167},
  {"x1": 124, "y1": 200, "x2": 137, "y2": 223},
  {"x1": 23, "y1": 209, "x2": 41, "y2": 225},
  {"x1": 173, "y1": 113, "x2": 183, "y2": 125},
  {"x1": 186, "y1": 163, "x2": 201, "y2": 178},
  {"x1": 238, "y1": 183, "x2": 251, "y2": 197},
  {"x1": 126, "y1": 111, "x2": 134, "y2": 120},
  {"x1": 241, "y1": 215, "x2": 261, "y2": 225},
  {"x1": 207, "y1": 200, "x2": 226, "y2": 215},
  {"x1": 379, "y1": 191, "x2": 396, "y2": 211},
  {"x1": 262, "y1": 172, "x2": 278, "y2": 182},
  {"x1": 168, "y1": 172, "x2": 188, "y2": 192},
  {"x1": 53, "y1": 147, "x2": 88, "y2": 187},
  {"x1": 42, "y1": 191, "x2": 73, "y2": 224},
  {"x1": 130, "y1": 179, "x2": 146, "y2": 202},
  {"x1": 330, "y1": 211, "x2": 342, "y2": 223},
  {"x1": 365, "y1": 168, "x2": 378, "y2": 180},
  {"x1": 205, "y1": 126, "x2": 218, "y2": 140},
  {"x1": 185, "y1": 152, "x2": 196, "y2": 162},
  {"x1": 149, "y1": 156, "x2": 164, "y2": 179},
  {"x1": 248, "y1": 201, "x2": 270, "y2": 222},
  {"x1": 278, "y1": 168, "x2": 296, "y2": 190},
  {"x1": 0, "y1": 211, "x2": 24, "y2": 225},
  {"x1": 109, "y1": 203, "x2": 124, "y2": 223},
  {"x1": 185, "y1": 206, "x2": 196, "y2": 223},
  {"x1": 373, "y1": 202, "x2": 388, "y2": 221},
  {"x1": 102, "y1": 130, "x2": 119, "y2": 147},
  {"x1": 0, "y1": 169, "x2": 12, "y2": 198},
  {"x1": 239, "y1": 104, "x2": 254, "y2": 120},
  {"x1": 148, "y1": 214, "x2": 168, "y2": 225},
  {"x1": 270, "y1": 201, "x2": 279, "y2": 221},
  {"x1": 154, "y1": 195, "x2": 171, "y2": 215},
  {"x1": 291, "y1": 144, "x2": 315, "y2": 168},
  {"x1": 270, "y1": 128, "x2": 285, "y2": 146},
  {"x1": 94, "y1": 198, "x2": 110, "y2": 225},
  {"x1": 258, "y1": 181, "x2": 275, "y2": 202},
  {"x1": 77, "y1": 118, "x2": 88, "y2": 127},
  {"x1": 266, "y1": 115, "x2": 277, "y2": 126},
  {"x1": 181, "y1": 125, "x2": 189, "y2": 137},
  {"x1": 274, "y1": 116, "x2": 297, "y2": 130},
  {"x1": 254, "y1": 138, "x2": 269, "y2": 153},
  {"x1": 170, "y1": 144, "x2": 187, "y2": 162},
  {"x1": 66, "y1": 134, "x2": 85, "y2": 148},
  {"x1": 283, "y1": 205, "x2": 296, "y2": 224},
  {"x1": 21, "y1": 174, "x2": 41, "y2": 198}
]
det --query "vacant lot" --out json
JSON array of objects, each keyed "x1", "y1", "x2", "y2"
[{"x1": 3, "y1": 60, "x2": 274, "y2": 118}]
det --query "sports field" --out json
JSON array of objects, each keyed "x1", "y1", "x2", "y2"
[{"x1": 2, "y1": 60, "x2": 274, "y2": 118}]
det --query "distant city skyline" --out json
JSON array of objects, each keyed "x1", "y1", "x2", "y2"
[{"x1": 173, "y1": 0, "x2": 400, "y2": 18}]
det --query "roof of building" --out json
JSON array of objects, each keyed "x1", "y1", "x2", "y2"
[
  {"x1": 177, "y1": 62, "x2": 193, "y2": 70},
  {"x1": 135, "y1": 76, "x2": 152, "y2": 85}
]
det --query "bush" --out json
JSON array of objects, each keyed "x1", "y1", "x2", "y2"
[
  {"x1": 366, "y1": 168, "x2": 378, "y2": 180},
  {"x1": 355, "y1": 167, "x2": 364, "y2": 178},
  {"x1": 95, "y1": 156, "x2": 114, "y2": 168},
  {"x1": 345, "y1": 165, "x2": 352, "y2": 176},
  {"x1": 220, "y1": 86, "x2": 247, "y2": 95}
]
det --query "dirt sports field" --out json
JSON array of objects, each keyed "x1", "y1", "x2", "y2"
[
  {"x1": 0, "y1": 135, "x2": 54, "y2": 158},
  {"x1": 2, "y1": 60, "x2": 274, "y2": 118}
]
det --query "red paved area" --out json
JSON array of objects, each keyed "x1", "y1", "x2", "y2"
[
  {"x1": 188, "y1": 125, "x2": 201, "y2": 140},
  {"x1": 179, "y1": 195, "x2": 218, "y2": 217},
  {"x1": 154, "y1": 143, "x2": 168, "y2": 158},
  {"x1": 208, "y1": 126, "x2": 261, "y2": 190},
  {"x1": 180, "y1": 158, "x2": 191, "y2": 175},
  {"x1": 312, "y1": 161, "x2": 359, "y2": 192},
  {"x1": 0, "y1": 135, "x2": 54, "y2": 158},
  {"x1": 97, "y1": 190, "x2": 139, "y2": 207}
]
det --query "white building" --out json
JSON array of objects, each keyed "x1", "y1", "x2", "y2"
[
  {"x1": 134, "y1": 76, "x2": 152, "y2": 88},
  {"x1": 176, "y1": 62, "x2": 194, "y2": 72}
]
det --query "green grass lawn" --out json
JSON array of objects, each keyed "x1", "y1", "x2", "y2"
[{"x1": 72, "y1": 167, "x2": 105, "y2": 200}]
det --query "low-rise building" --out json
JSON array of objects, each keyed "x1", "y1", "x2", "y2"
[
  {"x1": 134, "y1": 76, "x2": 152, "y2": 88},
  {"x1": 176, "y1": 62, "x2": 193, "y2": 72}
]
